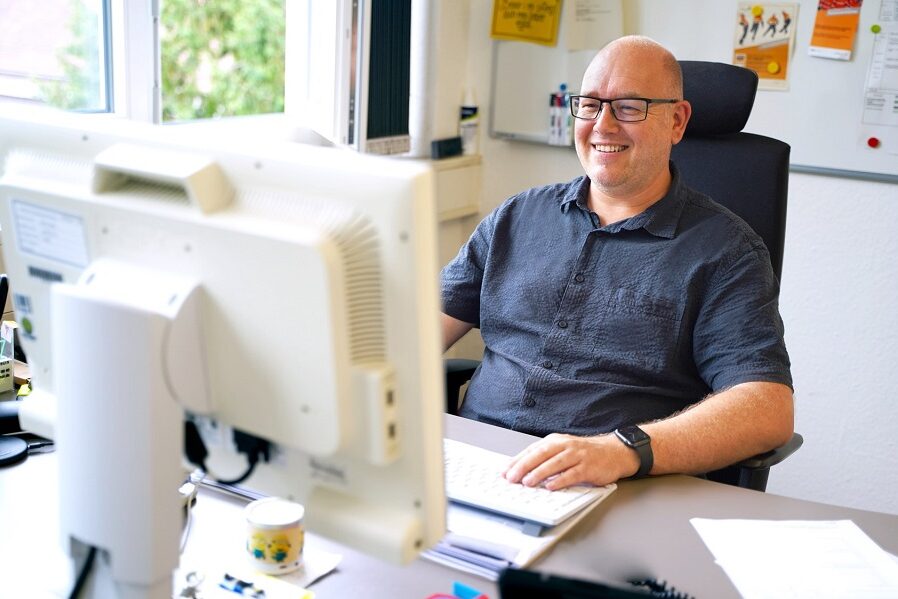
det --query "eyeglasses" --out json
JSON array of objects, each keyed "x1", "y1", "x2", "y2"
[{"x1": 569, "y1": 95, "x2": 679, "y2": 122}]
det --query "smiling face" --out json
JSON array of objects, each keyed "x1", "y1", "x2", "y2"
[{"x1": 574, "y1": 37, "x2": 691, "y2": 207}]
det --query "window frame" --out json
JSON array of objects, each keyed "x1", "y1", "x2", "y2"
[{"x1": 110, "y1": 0, "x2": 158, "y2": 122}]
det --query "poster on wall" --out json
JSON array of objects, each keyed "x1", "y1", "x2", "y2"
[
  {"x1": 733, "y1": 3, "x2": 799, "y2": 91},
  {"x1": 809, "y1": 0, "x2": 864, "y2": 60}
]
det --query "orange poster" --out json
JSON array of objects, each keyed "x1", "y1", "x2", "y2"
[
  {"x1": 809, "y1": 0, "x2": 864, "y2": 60},
  {"x1": 733, "y1": 3, "x2": 799, "y2": 91}
]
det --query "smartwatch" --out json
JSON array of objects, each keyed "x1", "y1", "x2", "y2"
[{"x1": 614, "y1": 425, "x2": 653, "y2": 479}]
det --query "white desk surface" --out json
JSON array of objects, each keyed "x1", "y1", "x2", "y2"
[{"x1": 3, "y1": 415, "x2": 898, "y2": 598}]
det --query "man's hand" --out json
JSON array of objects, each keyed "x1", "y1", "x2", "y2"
[{"x1": 502, "y1": 433, "x2": 639, "y2": 490}]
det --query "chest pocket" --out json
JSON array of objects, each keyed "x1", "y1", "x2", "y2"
[{"x1": 590, "y1": 287, "x2": 683, "y2": 373}]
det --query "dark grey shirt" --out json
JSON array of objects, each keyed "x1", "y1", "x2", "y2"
[{"x1": 441, "y1": 166, "x2": 792, "y2": 437}]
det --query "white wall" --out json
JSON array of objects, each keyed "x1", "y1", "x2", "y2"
[
  {"x1": 445, "y1": 1, "x2": 898, "y2": 515},
  {"x1": 773, "y1": 173, "x2": 898, "y2": 514}
]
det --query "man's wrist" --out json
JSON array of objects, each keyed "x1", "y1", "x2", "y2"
[
  {"x1": 612, "y1": 435, "x2": 641, "y2": 479},
  {"x1": 613, "y1": 425, "x2": 653, "y2": 478}
]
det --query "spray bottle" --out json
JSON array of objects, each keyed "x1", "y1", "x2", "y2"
[{"x1": 459, "y1": 88, "x2": 479, "y2": 156}]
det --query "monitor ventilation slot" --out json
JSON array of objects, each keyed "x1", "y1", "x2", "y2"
[
  {"x1": 330, "y1": 214, "x2": 386, "y2": 365},
  {"x1": 111, "y1": 178, "x2": 190, "y2": 206},
  {"x1": 3, "y1": 148, "x2": 93, "y2": 189},
  {"x1": 4, "y1": 148, "x2": 191, "y2": 206}
]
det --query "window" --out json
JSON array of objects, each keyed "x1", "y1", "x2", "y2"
[
  {"x1": 0, "y1": 0, "x2": 110, "y2": 111},
  {"x1": 0, "y1": 0, "x2": 416, "y2": 152},
  {"x1": 159, "y1": 0, "x2": 286, "y2": 122}
]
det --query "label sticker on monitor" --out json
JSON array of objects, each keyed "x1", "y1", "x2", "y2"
[
  {"x1": 11, "y1": 199, "x2": 90, "y2": 268},
  {"x1": 12, "y1": 293, "x2": 32, "y2": 314}
]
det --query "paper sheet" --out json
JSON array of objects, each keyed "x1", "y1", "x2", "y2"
[
  {"x1": 564, "y1": 0, "x2": 624, "y2": 51},
  {"x1": 691, "y1": 518, "x2": 898, "y2": 598},
  {"x1": 178, "y1": 487, "x2": 342, "y2": 596},
  {"x1": 863, "y1": 1, "x2": 898, "y2": 128}
]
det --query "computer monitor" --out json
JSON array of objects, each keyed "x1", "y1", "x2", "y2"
[{"x1": 0, "y1": 104, "x2": 446, "y2": 597}]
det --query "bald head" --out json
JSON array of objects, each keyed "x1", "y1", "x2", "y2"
[
  {"x1": 573, "y1": 35, "x2": 691, "y2": 208},
  {"x1": 589, "y1": 36, "x2": 683, "y2": 99}
]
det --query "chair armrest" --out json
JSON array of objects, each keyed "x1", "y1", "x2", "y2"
[
  {"x1": 444, "y1": 359, "x2": 480, "y2": 415},
  {"x1": 446, "y1": 358, "x2": 480, "y2": 377},
  {"x1": 706, "y1": 432, "x2": 803, "y2": 491},
  {"x1": 733, "y1": 432, "x2": 803, "y2": 470}
]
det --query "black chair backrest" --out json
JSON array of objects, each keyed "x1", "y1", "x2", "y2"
[{"x1": 671, "y1": 61, "x2": 790, "y2": 279}]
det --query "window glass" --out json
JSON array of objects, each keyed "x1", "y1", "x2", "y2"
[
  {"x1": 160, "y1": 0, "x2": 286, "y2": 122},
  {"x1": 0, "y1": 0, "x2": 109, "y2": 111}
]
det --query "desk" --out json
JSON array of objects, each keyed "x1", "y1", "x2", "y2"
[{"x1": 3, "y1": 415, "x2": 898, "y2": 598}]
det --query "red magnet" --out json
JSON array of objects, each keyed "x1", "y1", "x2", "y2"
[{"x1": 867, "y1": 137, "x2": 880, "y2": 148}]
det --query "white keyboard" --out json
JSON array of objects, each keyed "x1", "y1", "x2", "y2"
[{"x1": 443, "y1": 438, "x2": 615, "y2": 533}]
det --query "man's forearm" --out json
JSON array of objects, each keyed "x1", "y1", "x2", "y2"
[
  {"x1": 641, "y1": 381, "x2": 794, "y2": 476},
  {"x1": 441, "y1": 312, "x2": 474, "y2": 352},
  {"x1": 503, "y1": 380, "x2": 793, "y2": 489}
]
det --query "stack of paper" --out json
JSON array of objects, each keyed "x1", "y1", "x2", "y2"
[{"x1": 423, "y1": 489, "x2": 613, "y2": 581}]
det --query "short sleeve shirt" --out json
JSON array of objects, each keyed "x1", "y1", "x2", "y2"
[{"x1": 441, "y1": 165, "x2": 792, "y2": 437}]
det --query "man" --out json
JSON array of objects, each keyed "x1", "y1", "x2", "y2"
[{"x1": 440, "y1": 36, "x2": 793, "y2": 490}]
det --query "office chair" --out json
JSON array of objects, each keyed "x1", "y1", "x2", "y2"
[
  {"x1": 672, "y1": 61, "x2": 788, "y2": 277},
  {"x1": 445, "y1": 61, "x2": 801, "y2": 493},
  {"x1": 669, "y1": 61, "x2": 802, "y2": 490}
]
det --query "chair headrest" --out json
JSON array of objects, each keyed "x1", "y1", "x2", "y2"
[{"x1": 679, "y1": 61, "x2": 759, "y2": 137}]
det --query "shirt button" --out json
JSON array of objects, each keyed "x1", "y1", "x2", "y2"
[
  {"x1": 542, "y1": 360, "x2": 553, "y2": 369},
  {"x1": 557, "y1": 320, "x2": 568, "y2": 329},
  {"x1": 523, "y1": 398, "x2": 536, "y2": 407},
  {"x1": 574, "y1": 273, "x2": 584, "y2": 283}
]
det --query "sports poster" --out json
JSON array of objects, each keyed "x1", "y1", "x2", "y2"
[{"x1": 733, "y1": 3, "x2": 800, "y2": 91}]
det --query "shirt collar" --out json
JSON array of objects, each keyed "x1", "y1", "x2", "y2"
[
  {"x1": 560, "y1": 162, "x2": 687, "y2": 239},
  {"x1": 560, "y1": 176, "x2": 590, "y2": 213}
]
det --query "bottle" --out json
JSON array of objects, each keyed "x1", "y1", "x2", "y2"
[
  {"x1": 560, "y1": 83, "x2": 572, "y2": 146},
  {"x1": 549, "y1": 83, "x2": 570, "y2": 146},
  {"x1": 459, "y1": 88, "x2": 479, "y2": 156},
  {"x1": 548, "y1": 92, "x2": 559, "y2": 145}
]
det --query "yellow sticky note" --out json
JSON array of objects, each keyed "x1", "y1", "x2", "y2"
[{"x1": 491, "y1": 0, "x2": 563, "y2": 46}]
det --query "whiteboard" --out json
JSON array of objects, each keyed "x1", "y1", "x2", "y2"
[
  {"x1": 489, "y1": 44, "x2": 596, "y2": 143},
  {"x1": 488, "y1": 0, "x2": 898, "y2": 183}
]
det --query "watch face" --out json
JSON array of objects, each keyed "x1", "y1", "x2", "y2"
[{"x1": 617, "y1": 425, "x2": 650, "y2": 446}]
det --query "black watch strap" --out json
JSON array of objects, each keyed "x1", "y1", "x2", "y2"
[{"x1": 614, "y1": 425, "x2": 653, "y2": 479}]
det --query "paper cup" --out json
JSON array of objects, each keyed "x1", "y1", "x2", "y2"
[{"x1": 245, "y1": 497, "x2": 305, "y2": 574}]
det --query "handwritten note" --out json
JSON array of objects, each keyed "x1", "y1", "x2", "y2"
[{"x1": 491, "y1": 0, "x2": 563, "y2": 46}]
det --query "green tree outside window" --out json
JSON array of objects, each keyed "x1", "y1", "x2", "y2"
[
  {"x1": 161, "y1": 0, "x2": 285, "y2": 121},
  {"x1": 38, "y1": 0, "x2": 104, "y2": 111}
]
